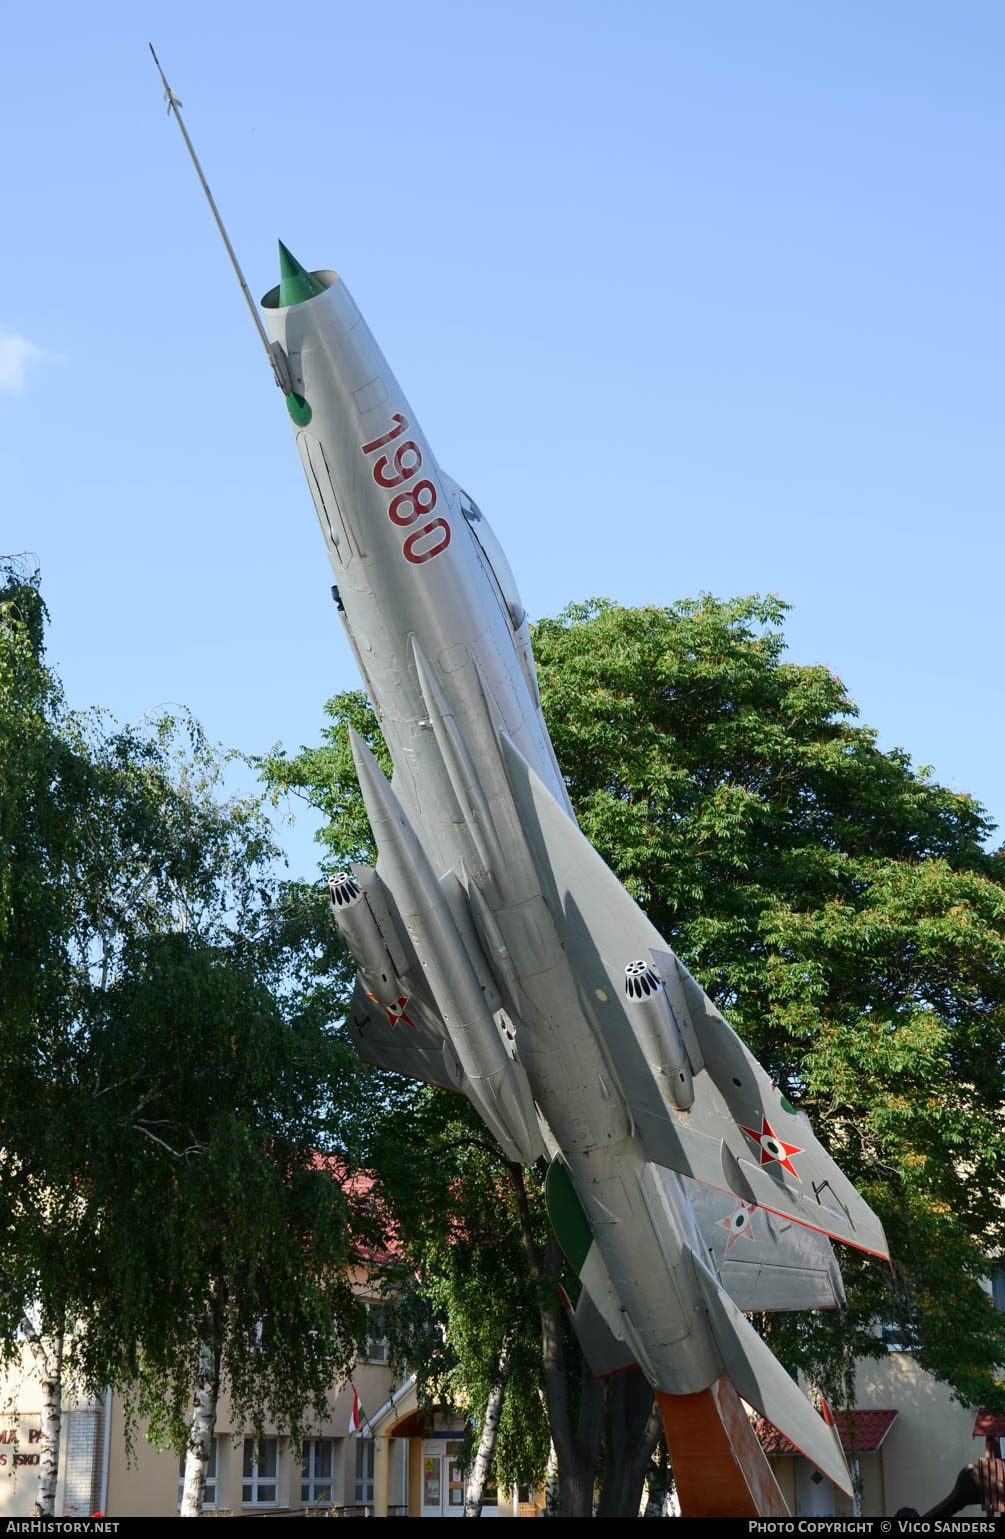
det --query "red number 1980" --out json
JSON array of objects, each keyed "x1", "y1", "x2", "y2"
[{"x1": 360, "y1": 412, "x2": 451, "y2": 565}]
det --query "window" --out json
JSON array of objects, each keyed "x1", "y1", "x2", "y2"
[
  {"x1": 301, "y1": 1439, "x2": 334, "y2": 1506},
  {"x1": 879, "y1": 1316, "x2": 920, "y2": 1352},
  {"x1": 991, "y1": 1264, "x2": 1005, "y2": 1312},
  {"x1": 363, "y1": 1302, "x2": 388, "y2": 1365},
  {"x1": 354, "y1": 1438, "x2": 375, "y2": 1505},
  {"x1": 243, "y1": 1436, "x2": 278, "y2": 1505},
  {"x1": 445, "y1": 1441, "x2": 465, "y2": 1509},
  {"x1": 177, "y1": 1440, "x2": 217, "y2": 1509},
  {"x1": 366, "y1": 1330, "x2": 387, "y2": 1365}
]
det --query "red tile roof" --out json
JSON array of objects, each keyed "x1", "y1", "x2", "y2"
[
  {"x1": 752, "y1": 1409, "x2": 897, "y2": 1456},
  {"x1": 309, "y1": 1155, "x2": 399, "y2": 1266},
  {"x1": 973, "y1": 1410, "x2": 1005, "y2": 1439}
]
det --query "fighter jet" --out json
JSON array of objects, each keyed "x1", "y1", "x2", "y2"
[
  {"x1": 252, "y1": 244, "x2": 889, "y2": 1512},
  {"x1": 145, "y1": 46, "x2": 886, "y2": 1510}
]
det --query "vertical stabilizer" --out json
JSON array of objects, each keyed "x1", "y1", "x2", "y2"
[{"x1": 688, "y1": 1248, "x2": 852, "y2": 1496}]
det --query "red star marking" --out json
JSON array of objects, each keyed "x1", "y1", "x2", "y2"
[
  {"x1": 718, "y1": 1200, "x2": 757, "y2": 1254},
  {"x1": 386, "y1": 995, "x2": 417, "y2": 1030},
  {"x1": 367, "y1": 993, "x2": 418, "y2": 1029},
  {"x1": 740, "y1": 1116, "x2": 803, "y2": 1179}
]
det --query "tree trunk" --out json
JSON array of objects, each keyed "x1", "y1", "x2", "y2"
[
  {"x1": 464, "y1": 1341, "x2": 510, "y2": 1517},
  {"x1": 543, "y1": 1437, "x2": 559, "y2": 1517},
  {"x1": 180, "y1": 1303, "x2": 223, "y2": 1518},
  {"x1": 560, "y1": 1360, "x2": 603, "y2": 1517},
  {"x1": 33, "y1": 1323, "x2": 64, "y2": 1517},
  {"x1": 508, "y1": 1164, "x2": 603, "y2": 1517},
  {"x1": 642, "y1": 1435, "x2": 672, "y2": 1518},
  {"x1": 13, "y1": 1299, "x2": 65, "y2": 1520},
  {"x1": 595, "y1": 1367, "x2": 662, "y2": 1516}
]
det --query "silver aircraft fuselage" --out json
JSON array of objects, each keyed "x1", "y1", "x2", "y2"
[
  {"x1": 263, "y1": 271, "x2": 569, "y2": 832},
  {"x1": 262, "y1": 267, "x2": 719, "y2": 1389}
]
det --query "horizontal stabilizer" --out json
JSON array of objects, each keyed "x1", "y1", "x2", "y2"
[
  {"x1": 688, "y1": 1248, "x2": 852, "y2": 1496},
  {"x1": 680, "y1": 1174, "x2": 846, "y2": 1313}
]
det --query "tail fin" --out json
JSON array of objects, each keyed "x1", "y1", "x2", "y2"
[{"x1": 688, "y1": 1247, "x2": 852, "y2": 1496}]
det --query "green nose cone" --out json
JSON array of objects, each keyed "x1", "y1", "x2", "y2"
[{"x1": 278, "y1": 240, "x2": 325, "y2": 307}]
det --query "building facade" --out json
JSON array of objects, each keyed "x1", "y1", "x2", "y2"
[
  {"x1": 761, "y1": 1351, "x2": 985, "y2": 1518},
  {"x1": 0, "y1": 1333, "x2": 993, "y2": 1517},
  {"x1": 0, "y1": 1353, "x2": 533, "y2": 1517}
]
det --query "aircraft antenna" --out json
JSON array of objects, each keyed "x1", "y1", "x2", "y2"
[{"x1": 148, "y1": 44, "x2": 288, "y2": 391}]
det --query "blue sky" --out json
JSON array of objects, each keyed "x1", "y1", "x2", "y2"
[{"x1": 4, "y1": 2, "x2": 1002, "y2": 876}]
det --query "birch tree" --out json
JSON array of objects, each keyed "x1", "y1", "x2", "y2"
[
  {"x1": 0, "y1": 561, "x2": 106, "y2": 1513},
  {"x1": 0, "y1": 563, "x2": 370, "y2": 1514},
  {"x1": 81, "y1": 919, "x2": 371, "y2": 1517},
  {"x1": 464, "y1": 1340, "x2": 510, "y2": 1518}
]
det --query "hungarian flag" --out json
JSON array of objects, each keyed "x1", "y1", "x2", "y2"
[
  {"x1": 348, "y1": 1384, "x2": 367, "y2": 1436},
  {"x1": 557, "y1": 1283, "x2": 576, "y2": 1326}
]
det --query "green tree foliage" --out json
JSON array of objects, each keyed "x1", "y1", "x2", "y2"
[
  {"x1": 259, "y1": 689, "x2": 389, "y2": 872},
  {"x1": 364, "y1": 1087, "x2": 552, "y2": 1490},
  {"x1": 0, "y1": 563, "x2": 372, "y2": 1511},
  {"x1": 0, "y1": 562, "x2": 66, "y2": 1051},
  {"x1": 0, "y1": 559, "x2": 108, "y2": 1384},
  {"x1": 79, "y1": 926, "x2": 368, "y2": 1454},
  {"x1": 2, "y1": 556, "x2": 276, "y2": 1343}
]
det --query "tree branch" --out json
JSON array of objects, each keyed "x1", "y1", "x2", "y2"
[{"x1": 132, "y1": 1124, "x2": 206, "y2": 1160}]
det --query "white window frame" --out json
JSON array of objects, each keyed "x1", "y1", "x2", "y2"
[
  {"x1": 363, "y1": 1301, "x2": 388, "y2": 1365},
  {"x1": 354, "y1": 1437, "x2": 375, "y2": 1506},
  {"x1": 878, "y1": 1316, "x2": 919, "y2": 1352},
  {"x1": 177, "y1": 1438, "x2": 218, "y2": 1510},
  {"x1": 301, "y1": 1437, "x2": 334, "y2": 1506},
  {"x1": 242, "y1": 1435, "x2": 279, "y2": 1507}
]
